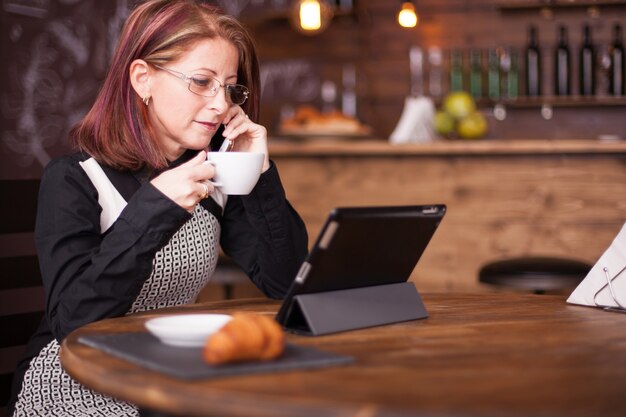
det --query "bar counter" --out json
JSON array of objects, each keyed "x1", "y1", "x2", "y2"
[
  {"x1": 268, "y1": 138, "x2": 626, "y2": 292},
  {"x1": 269, "y1": 138, "x2": 626, "y2": 156}
]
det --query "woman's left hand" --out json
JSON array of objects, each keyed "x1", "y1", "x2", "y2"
[{"x1": 222, "y1": 106, "x2": 270, "y2": 172}]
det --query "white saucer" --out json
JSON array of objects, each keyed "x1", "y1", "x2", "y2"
[{"x1": 145, "y1": 314, "x2": 232, "y2": 347}]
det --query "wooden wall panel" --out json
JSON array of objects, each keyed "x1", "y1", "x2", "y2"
[
  {"x1": 250, "y1": 0, "x2": 626, "y2": 140},
  {"x1": 272, "y1": 153, "x2": 626, "y2": 292}
]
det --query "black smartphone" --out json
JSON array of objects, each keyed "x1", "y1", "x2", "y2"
[{"x1": 209, "y1": 125, "x2": 227, "y2": 152}]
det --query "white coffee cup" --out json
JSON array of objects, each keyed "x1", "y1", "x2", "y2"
[{"x1": 206, "y1": 152, "x2": 264, "y2": 195}]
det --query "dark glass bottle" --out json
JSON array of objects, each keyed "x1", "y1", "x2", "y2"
[
  {"x1": 554, "y1": 24, "x2": 571, "y2": 96},
  {"x1": 336, "y1": 0, "x2": 354, "y2": 11},
  {"x1": 579, "y1": 23, "x2": 595, "y2": 96},
  {"x1": 610, "y1": 23, "x2": 625, "y2": 96},
  {"x1": 525, "y1": 25, "x2": 542, "y2": 97},
  {"x1": 469, "y1": 49, "x2": 483, "y2": 99}
]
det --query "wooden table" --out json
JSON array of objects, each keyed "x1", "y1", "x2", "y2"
[{"x1": 60, "y1": 293, "x2": 626, "y2": 417}]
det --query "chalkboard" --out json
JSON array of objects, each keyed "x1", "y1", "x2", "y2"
[
  {"x1": 0, "y1": 0, "x2": 319, "y2": 178},
  {"x1": 260, "y1": 59, "x2": 319, "y2": 102},
  {"x1": 0, "y1": 0, "x2": 130, "y2": 178}
]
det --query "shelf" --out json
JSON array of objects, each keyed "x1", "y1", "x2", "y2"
[
  {"x1": 476, "y1": 95, "x2": 626, "y2": 108},
  {"x1": 497, "y1": 0, "x2": 626, "y2": 12},
  {"x1": 427, "y1": 95, "x2": 626, "y2": 109}
]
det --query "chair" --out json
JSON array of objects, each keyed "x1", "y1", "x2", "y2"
[
  {"x1": 196, "y1": 253, "x2": 267, "y2": 302},
  {"x1": 479, "y1": 256, "x2": 592, "y2": 294},
  {"x1": 0, "y1": 179, "x2": 44, "y2": 417},
  {"x1": 212, "y1": 255, "x2": 249, "y2": 300}
]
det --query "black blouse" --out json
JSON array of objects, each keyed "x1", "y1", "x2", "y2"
[
  {"x1": 36, "y1": 150, "x2": 308, "y2": 341},
  {"x1": 9, "y1": 149, "x2": 308, "y2": 414},
  {"x1": 18, "y1": 150, "x2": 307, "y2": 364}
]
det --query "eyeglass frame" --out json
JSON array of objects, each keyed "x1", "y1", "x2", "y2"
[{"x1": 152, "y1": 64, "x2": 250, "y2": 105}]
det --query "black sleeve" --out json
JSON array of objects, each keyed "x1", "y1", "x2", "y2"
[
  {"x1": 219, "y1": 161, "x2": 308, "y2": 299},
  {"x1": 34, "y1": 156, "x2": 191, "y2": 342}
]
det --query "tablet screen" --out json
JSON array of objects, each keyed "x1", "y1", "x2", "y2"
[{"x1": 276, "y1": 204, "x2": 446, "y2": 326}]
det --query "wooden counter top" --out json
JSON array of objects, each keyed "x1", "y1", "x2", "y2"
[{"x1": 269, "y1": 138, "x2": 626, "y2": 156}]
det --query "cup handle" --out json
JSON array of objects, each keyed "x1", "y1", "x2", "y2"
[{"x1": 203, "y1": 160, "x2": 222, "y2": 187}]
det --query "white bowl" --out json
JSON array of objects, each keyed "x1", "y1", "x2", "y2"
[{"x1": 145, "y1": 314, "x2": 232, "y2": 347}]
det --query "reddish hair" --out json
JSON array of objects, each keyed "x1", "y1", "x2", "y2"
[{"x1": 70, "y1": 0, "x2": 260, "y2": 170}]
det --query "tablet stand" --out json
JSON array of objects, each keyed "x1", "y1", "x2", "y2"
[{"x1": 282, "y1": 282, "x2": 428, "y2": 336}]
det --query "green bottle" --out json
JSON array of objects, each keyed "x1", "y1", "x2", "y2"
[
  {"x1": 502, "y1": 48, "x2": 519, "y2": 99},
  {"x1": 449, "y1": 49, "x2": 464, "y2": 92},
  {"x1": 469, "y1": 49, "x2": 483, "y2": 99},
  {"x1": 488, "y1": 48, "x2": 500, "y2": 99}
]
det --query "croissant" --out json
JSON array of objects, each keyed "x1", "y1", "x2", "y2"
[{"x1": 203, "y1": 313, "x2": 285, "y2": 365}]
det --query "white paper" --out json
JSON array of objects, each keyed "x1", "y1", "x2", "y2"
[
  {"x1": 389, "y1": 97, "x2": 436, "y2": 144},
  {"x1": 567, "y1": 222, "x2": 626, "y2": 309}
]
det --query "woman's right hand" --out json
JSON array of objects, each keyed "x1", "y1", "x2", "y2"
[{"x1": 150, "y1": 151, "x2": 215, "y2": 213}]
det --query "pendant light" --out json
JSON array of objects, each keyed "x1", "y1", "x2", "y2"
[
  {"x1": 291, "y1": 0, "x2": 334, "y2": 35},
  {"x1": 398, "y1": 1, "x2": 418, "y2": 28}
]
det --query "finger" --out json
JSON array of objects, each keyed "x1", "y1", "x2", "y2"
[
  {"x1": 203, "y1": 180, "x2": 217, "y2": 195},
  {"x1": 224, "y1": 115, "x2": 254, "y2": 139},
  {"x1": 222, "y1": 105, "x2": 243, "y2": 125},
  {"x1": 189, "y1": 160, "x2": 215, "y2": 182},
  {"x1": 223, "y1": 114, "x2": 248, "y2": 138},
  {"x1": 224, "y1": 119, "x2": 255, "y2": 141},
  {"x1": 197, "y1": 182, "x2": 210, "y2": 200},
  {"x1": 179, "y1": 150, "x2": 207, "y2": 168}
]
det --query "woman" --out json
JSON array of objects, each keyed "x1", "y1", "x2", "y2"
[{"x1": 9, "y1": 1, "x2": 308, "y2": 415}]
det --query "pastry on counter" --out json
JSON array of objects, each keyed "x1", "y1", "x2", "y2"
[{"x1": 279, "y1": 105, "x2": 371, "y2": 136}]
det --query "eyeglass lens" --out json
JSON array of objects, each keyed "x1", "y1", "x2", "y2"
[
  {"x1": 189, "y1": 77, "x2": 248, "y2": 104},
  {"x1": 225, "y1": 85, "x2": 248, "y2": 104}
]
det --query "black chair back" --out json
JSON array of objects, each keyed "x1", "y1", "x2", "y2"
[{"x1": 0, "y1": 179, "x2": 44, "y2": 416}]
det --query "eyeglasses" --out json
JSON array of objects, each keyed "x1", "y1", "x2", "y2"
[{"x1": 153, "y1": 64, "x2": 250, "y2": 105}]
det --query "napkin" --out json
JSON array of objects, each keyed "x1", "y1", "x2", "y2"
[
  {"x1": 389, "y1": 46, "x2": 436, "y2": 145},
  {"x1": 567, "y1": 222, "x2": 626, "y2": 309},
  {"x1": 389, "y1": 96, "x2": 436, "y2": 144}
]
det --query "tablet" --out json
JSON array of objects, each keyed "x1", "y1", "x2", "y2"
[{"x1": 276, "y1": 204, "x2": 446, "y2": 329}]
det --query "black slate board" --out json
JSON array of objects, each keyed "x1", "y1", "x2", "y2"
[{"x1": 79, "y1": 333, "x2": 354, "y2": 379}]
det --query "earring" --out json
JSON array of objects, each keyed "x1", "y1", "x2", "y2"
[{"x1": 143, "y1": 96, "x2": 150, "y2": 106}]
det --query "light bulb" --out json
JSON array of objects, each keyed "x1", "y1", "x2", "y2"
[
  {"x1": 398, "y1": 1, "x2": 418, "y2": 28},
  {"x1": 300, "y1": 0, "x2": 322, "y2": 30},
  {"x1": 291, "y1": 0, "x2": 334, "y2": 35}
]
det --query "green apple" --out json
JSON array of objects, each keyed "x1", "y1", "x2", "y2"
[
  {"x1": 443, "y1": 91, "x2": 476, "y2": 119},
  {"x1": 434, "y1": 111, "x2": 456, "y2": 136},
  {"x1": 458, "y1": 111, "x2": 487, "y2": 139}
]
